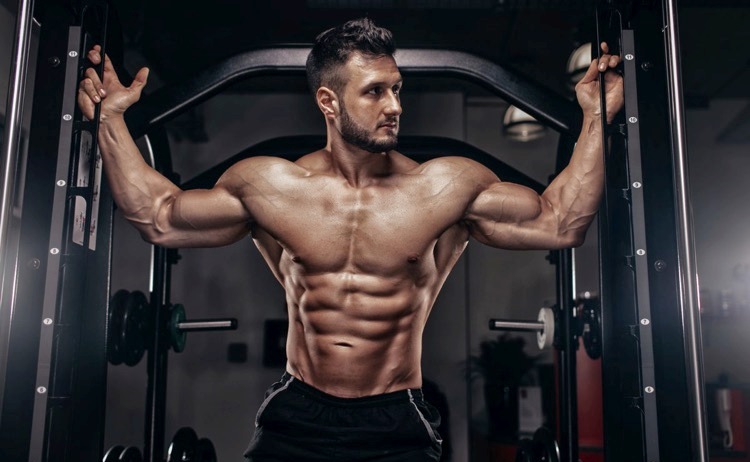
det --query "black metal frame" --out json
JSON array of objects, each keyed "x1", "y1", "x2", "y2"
[
  {"x1": 0, "y1": 2, "x2": 116, "y2": 461},
  {"x1": 1, "y1": 0, "x2": 708, "y2": 460},
  {"x1": 124, "y1": 47, "x2": 581, "y2": 141},
  {"x1": 596, "y1": 2, "x2": 707, "y2": 461}
]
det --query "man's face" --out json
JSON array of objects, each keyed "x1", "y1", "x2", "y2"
[{"x1": 336, "y1": 53, "x2": 403, "y2": 153}]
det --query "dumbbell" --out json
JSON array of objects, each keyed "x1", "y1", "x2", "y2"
[
  {"x1": 167, "y1": 427, "x2": 217, "y2": 462},
  {"x1": 103, "y1": 445, "x2": 142, "y2": 462}
]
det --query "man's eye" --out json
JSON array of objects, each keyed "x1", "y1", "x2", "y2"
[{"x1": 368, "y1": 87, "x2": 382, "y2": 95}]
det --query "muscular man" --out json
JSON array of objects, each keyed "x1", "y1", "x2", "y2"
[{"x1": 78, "y1": 18, "x2": 622, "y2": 462}]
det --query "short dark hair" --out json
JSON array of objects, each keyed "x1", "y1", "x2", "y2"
[{"x1": 306, "y1": 18, "x2": 396, "y2": 95}]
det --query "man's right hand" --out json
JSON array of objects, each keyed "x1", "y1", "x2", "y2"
[{"x1": 77, "y1": 45, "x2": 149, "y2": 121}]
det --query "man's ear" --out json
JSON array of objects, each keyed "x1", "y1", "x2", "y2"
[{"x1": 316, "y1": 87, "x2": 339, "y2": 119}]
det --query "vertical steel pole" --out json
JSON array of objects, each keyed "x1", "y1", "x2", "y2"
[
  {"x1": 0, "y1": 0, "x2": 36, "y2": 425},
  {"x1": 556, "y1": 248, "x2": 578, "y2": 462},
  {"x1": 662, "y1": 1, "x2": 708, "y2": 460}
]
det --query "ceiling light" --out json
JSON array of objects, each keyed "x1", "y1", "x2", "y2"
[
  {"x1": 502, "y1": 105, "x2": 547, "y2": 142},
  {"x1": 566, "y1": 42, "x2": 592, "y2": 89}
]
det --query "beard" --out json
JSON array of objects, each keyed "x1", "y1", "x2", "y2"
[{"x1": 339, "y1": 104, "x2": 399, "y2": 153}]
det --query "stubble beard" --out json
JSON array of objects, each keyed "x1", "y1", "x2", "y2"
[{"x1": 339, "y1": 104, "x2": 399, "y2": 153}]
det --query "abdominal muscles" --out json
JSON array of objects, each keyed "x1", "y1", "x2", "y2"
[{"x1": 285, "y1": 270, "x2": 432, "y2": 398}]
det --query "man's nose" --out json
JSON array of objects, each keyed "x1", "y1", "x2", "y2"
[{"x1": 384, "y1": 92, "x2": 402, "y2": 116}]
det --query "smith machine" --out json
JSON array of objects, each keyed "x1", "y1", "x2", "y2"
[{"x1": 0, "y1": 1, "x2": 705, "y2": 461}]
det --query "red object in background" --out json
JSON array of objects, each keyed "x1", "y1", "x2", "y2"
[
  {"x1": 577, "y1": 346, "x2": 604, "y2": 448},
  {"x1": 575, "y1": 343, "x2": 604, "y2": 462}
]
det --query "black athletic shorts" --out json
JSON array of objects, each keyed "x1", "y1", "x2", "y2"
[{"x1": 244, "y1": 372, "x2": 443, "y2": 461}]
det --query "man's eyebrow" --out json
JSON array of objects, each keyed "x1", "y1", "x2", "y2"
[{"x1": 362, "y1": 78, "x2": 404, "y2": 88}]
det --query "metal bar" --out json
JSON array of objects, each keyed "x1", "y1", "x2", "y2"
[
  {"x1": 488, "y1": 319, "x2": 544, "y2": 332},
  {"x1": 177, "y1": 319, "x2": 237, "y2": 331},
  {"x1": 662, "y1": 1, "x2": 709, "y2": 460},
  {"x1": 144, "y1": 246, "x2": 169, "y2": 462},
  {"x1": 28, "y1": 26, "x2": 83, "y2": 462},
  {"x1": 0, "y1": 0, "x2": 35, "y2": 420},
  {"x1": 124, "y1": 48, "x2": 580, "y2": 138},
  {"x1": 621, "y1": 29, "x2": 661, "y2": 462},
  {"x1": 556, "y1": 248, "x2": 578, "y2": 462}
]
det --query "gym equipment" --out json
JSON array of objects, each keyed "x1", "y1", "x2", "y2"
[
  {"x1": 167, "y1": 427, "x2": 217, "y2": 462},
  {"x1": 107, "y1": 290, "x2": 238, "y2": 365},
  {"x1": 579, "y1": 297, "x2": 601, "y2": 360},
  {"x1": 514, "y1": 427, "x2": 560, "y2": 462},
  {"x1": 489, "y1": 307, "x2": 556, "y2": 351},
  {"x1": 108, "y1": 290, "x2": 149, "y2": 366},
  {"x1": 103, "y1": 446, "x2": 124, "y2": 462},
  {"x1": 167, "y1": 303, "x2": 237, "y2": 354},
  {"x1": 489, "y1": 297, "x2": 602, "y2": 359},
  {"x1": 102, "y1": 445, "x2": 143, "y2": 462},
  {"x1": 516, "y1": 438, "x2": 536, "y2": 462},
  {"x1": 195, "y1": 438, "x2": 218, "y2": 462},
  {"x1": 533, "y1": 427, "x2": 560, "y2": 462}
]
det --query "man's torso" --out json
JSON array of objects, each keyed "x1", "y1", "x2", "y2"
[{"x1": 237, "y1": 150, "x2": 476, "y2": 397}]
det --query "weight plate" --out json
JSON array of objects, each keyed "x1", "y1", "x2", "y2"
[
  {"x1": 582, "y1": 303, "x2": 602, "y2": 360},
  {"x1": 195, "y1": 438, "x2": 217, "y2": 462},
  {"x1": 170, "y1": 304, "x2": 187, "y2": 353},
  {"x1": 118, "y1": 446, "x2": 143, "y2": 462},
  {"x1": 533, "y1": 427, "x2": 560, "y2": 462},
  {"x1": 167, "y1": 427, "x2": 198, "y2": 462},
  {"x1": 103, "y1": 445, "x2": 124, "y2": 462},
  {"x1": 536, "y1": 307, "x2": 555, "y2": 350},
  {"x1": 122, "y1": 291, "x2": 148, "y2": 366},
  {"x1": 108, "y1": 290, "x2": 129, "y2": 366}
]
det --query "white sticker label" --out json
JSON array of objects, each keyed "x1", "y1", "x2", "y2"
[
  {"x1": 88, "y1": 147, "x2": 102, "y2": 250},
  {"x1": 72, "y1": 196, "x2": 87, "y2": 246},
  {"x1": 77, "y1": 131, "x2": 92, "y2": 187}
]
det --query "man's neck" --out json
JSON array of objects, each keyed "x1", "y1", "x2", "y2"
[{"x1": 325, "y1": 136, "x2": 392, "y2": 187}]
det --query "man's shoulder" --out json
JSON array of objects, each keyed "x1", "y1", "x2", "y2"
[
  {"x1": 225, "y1": 155, "x2": 310, "y2": 180},
  {"x1": 417, "y1": 156, "x2": 495, "y2": 182},
  {"x1": 216, "y1": 155, "x2": 312, "y2": 196}
]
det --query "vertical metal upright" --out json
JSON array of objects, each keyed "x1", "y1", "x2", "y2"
[
  {"x1": 556, "y1": 248, "x2": 578, "y2": 462},
  {"x1": 0, "y1": 1, "x2": 117, "y2": 460},
  {"x1": 554, "y1": 133, "x2": 580, "y2": 462},
  {"x1": 596, "y1": 1, "x2": 707, "y2": 461},
  {"x1": 142, "y1": 129, "x2": 177, "y2": 462}
]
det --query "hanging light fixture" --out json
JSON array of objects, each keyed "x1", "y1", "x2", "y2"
[
  {"x1": 566, "y1": 42, "x2": 592, "y2": 89},
  {"x1": 502, "y1": 105, "x2": 546, "y2": 142}
]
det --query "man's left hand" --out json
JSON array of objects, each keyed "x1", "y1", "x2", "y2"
[{"x1": 575, "y1": 42, "x2": 624, "y2": 124}]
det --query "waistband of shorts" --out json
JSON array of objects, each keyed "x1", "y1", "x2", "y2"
[{"x1": 280, "y1": 372, "x2": 424, "y2": 406}]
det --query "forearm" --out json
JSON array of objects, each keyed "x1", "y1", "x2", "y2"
[
  {"x1": 542, "y1": 115, "x2": 605, "y2": 243},
  {"x1": 98, "y1": 115, "x2": 180, "y2": 234}
]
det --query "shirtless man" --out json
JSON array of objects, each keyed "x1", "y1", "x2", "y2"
[{"x1": 78, "y1": 18, "x2": 622, "y2": 462}]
